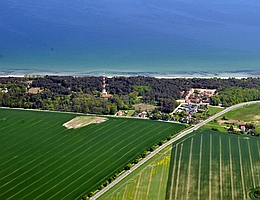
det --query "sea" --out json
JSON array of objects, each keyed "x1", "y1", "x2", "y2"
[{"x1": 1, "y1": 0, "x2": 260, "y2": 78}]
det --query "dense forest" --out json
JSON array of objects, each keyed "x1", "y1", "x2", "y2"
[{"x1": 1, "y1": 76, "x2": 260, "y2": 115}]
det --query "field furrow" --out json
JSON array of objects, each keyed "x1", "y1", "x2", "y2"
[
  {"x1": 209, "y1": 134, "x2": 212, "y2": 200},
  {"x1": 145, "y1": 165, "x2": 154, "y2": 200},
  {"x1": 198, "y1": 133, "x2": 203, "y2": 200},
  {"x1": 228, "y1": 138, "x2": 234, "y2": 200},
  {"x1": 173, "y1": 143, "x2": 182, "y2": 200},
  {"x1": 219, "y1": 136, "x2": 223, "y2": 200},
  {"x1": 238, "y1": 138, "x2": 246, "y2": 199},
  {"x1": 100, "y1": 128, "x2": 260, "y2": 200},
  {"x1": 186, "y1": 138, "x2": 193, "y2": 200},
  {"x1": 0, "y1": 109, "x2": 185, "y2": 199},
  {"x1": 247, "y1": 140, "x2": 256, "y2": 188},
  {"x1": 168, "y1": 144, "x2": 178, "y2": 200}
]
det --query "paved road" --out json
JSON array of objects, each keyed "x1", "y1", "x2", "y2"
[{"x1": 89, "y1": 100, "x2": 260, "y2": 200}]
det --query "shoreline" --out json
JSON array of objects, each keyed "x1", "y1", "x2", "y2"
[{"x1": 0, "y1": 69, "x2": 259, "y2": 79}]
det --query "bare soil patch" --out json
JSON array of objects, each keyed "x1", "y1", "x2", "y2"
[
  {"x1": 218, "y1": 119, "x2": 245, "y2": 125},
  {"x1": 253, "y1": 115, "x2": 260, "y2": 120},
  {"x1": 63, "y1": 116, "x2": 108, "y2": 129}
]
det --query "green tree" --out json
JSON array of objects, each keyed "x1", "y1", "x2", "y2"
[
  {"x1": 124, "y1": 163, "x2": 132, "y2": 170},
  {"x1": 228, "y1": 125, "x2": 234, "y2": 133}
]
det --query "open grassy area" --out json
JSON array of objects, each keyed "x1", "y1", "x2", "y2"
[
  {"x1": 224, "y1": 103, "x2": 260, "y2": 122},
  {"x1": 0, "y1": 108, "x2": 185, "y2": 199},
  {"x1": 207, "y1": 105, "x2": 224, "y2": 116},
  {"x1": 207, "y1": 103, "x2": 260, "y2": 133}
]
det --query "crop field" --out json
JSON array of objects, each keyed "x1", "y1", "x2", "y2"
[
  {"x1": 0, "y1": 108, "x2": 185, "y2": 199},
  {"x1": 166, "y1": 130, "x2": 260, "y2": 200},
  {"x1": 99, "y1": 146, "x2": 172, "y2": 200},
  {"x1": 100, "y1": 130, "x2": 260, "y2": 200}
]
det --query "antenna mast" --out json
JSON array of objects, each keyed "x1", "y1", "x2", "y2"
[{"x1": 102, "y1": 71, "x2": 107, "y2": 95}]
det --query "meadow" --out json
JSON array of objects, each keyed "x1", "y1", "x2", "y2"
[
  {"x1": 0, "y1": 108, "x2": 185, "y2": 199},
  {"x1": 100, "y1": 130, "x2": 260, "y2": 200},
  {"x1": 223, "y1": 104, "x2": 260, "y2": 131}
]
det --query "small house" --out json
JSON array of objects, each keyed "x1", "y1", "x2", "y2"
[{"x1": 117, "y1": 110, "x2": 123, "y2": 116}]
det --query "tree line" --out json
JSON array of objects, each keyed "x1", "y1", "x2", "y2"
[{"x1": 2, "y1": 76, "x2": 260, "y2": 114}]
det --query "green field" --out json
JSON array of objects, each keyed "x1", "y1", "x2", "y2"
[
  {"x1": 100, "y1": 130, "x2": 260, "y2": 200},
  {"x1": 0, "y1": 108, "x2": 185, "y2": 199},
  {"x1": 167, "y1": 130, "x2": 260, "y2": 200},
  {"x1": 224, "y1": 104, "x2": 260, "y2": 121},
  {"x1": 99, "y1": 146, "x2": 172, "y2": 200},
  {"x1": 208, "y1": 105, "x2": 224, "y2": 116}
]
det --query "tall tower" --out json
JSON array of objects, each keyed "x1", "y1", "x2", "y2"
[{"x1": 102, "y1": 71, "x2": 107, "y2": 95}]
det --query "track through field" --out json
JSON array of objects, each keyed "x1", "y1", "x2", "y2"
[
  {"x1": 98, "y1": 131, "x2": 260, "y2": 200},
  {"x1": 165, "y1": 130, "x2": 260, "y2": 200},
  {"x1": 0, "y1": 108, "x2": 185, "y2": 199}
]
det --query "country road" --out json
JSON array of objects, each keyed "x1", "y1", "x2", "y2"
[{"x1": 89, "y1": 100, "x2": 260, "y2": 200}]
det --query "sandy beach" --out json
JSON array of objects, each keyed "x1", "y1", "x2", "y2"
[{"x1": 0, "y1": 69, "x2": 257, "y2": 79}]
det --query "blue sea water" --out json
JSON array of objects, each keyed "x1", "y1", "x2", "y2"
[{"x1": 1, "y1": 0, "x2": 260, "y2": 77}]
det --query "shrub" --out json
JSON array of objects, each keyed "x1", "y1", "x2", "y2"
[
  {"x1": 97, "y1": 185, "x2": 104, "y2": 190},
  {"x1": 124, "y1": 163, "x2": 132, "y2": 170},
  {"x1": 87, "y1": 192, "x2": 94, "y2": 197},
  {"x1": 108, "y1": 177, "x2": 113, "y2": 183},
  {"x1": 254, "y1": 190, "x2": 260, "y2": 198}
]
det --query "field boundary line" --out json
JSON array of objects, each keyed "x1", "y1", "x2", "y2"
[
  {"x1": 42, "y1": 123, "x2": 168, "y2": 199},
  {"x1": 257, "y1": 141, "x2": 260, "y2": 159},
  {"x1": 209, "y1": 134, "x2": 212, "y2": 200},
  {"x1": 122, "y1": 184, "x2": 128, "y2": 200},
  {"x1": 157, "y1": 160, "x2": 165, "y2": 200},
  {"x1": 238, "y1": 138, "x2": 246, "y2": 199},
  {"x1": 186, "y1": 138, "x2": 193, "y2": 200},
  {"x1": 229, "y1": 138, "x2": 234, "y2": 200},
  {"x1": 134, "y1": 173, "x2": 142, "y2": 200},
  {"x1": 247, "y1": 140, "x2": 256, "y2": 188},
  {"x1": 169, "y1": 144, "x2": 178, "y2": 200},
  {"x1": 219, "y1": 137, "x2": 223, "y2": 200},
  {"x1": 256, "y1": 141, "x2": 260, "y2": 188},
  {"x1": 174, "y1": 143, "x2": 183, "y2": 200},
  {"x1": 146, "y1": 165, "x2": 154, "y2": 200},
  {"x1": 198, "y1": 134, "x2": 203, "y2": 200}
]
